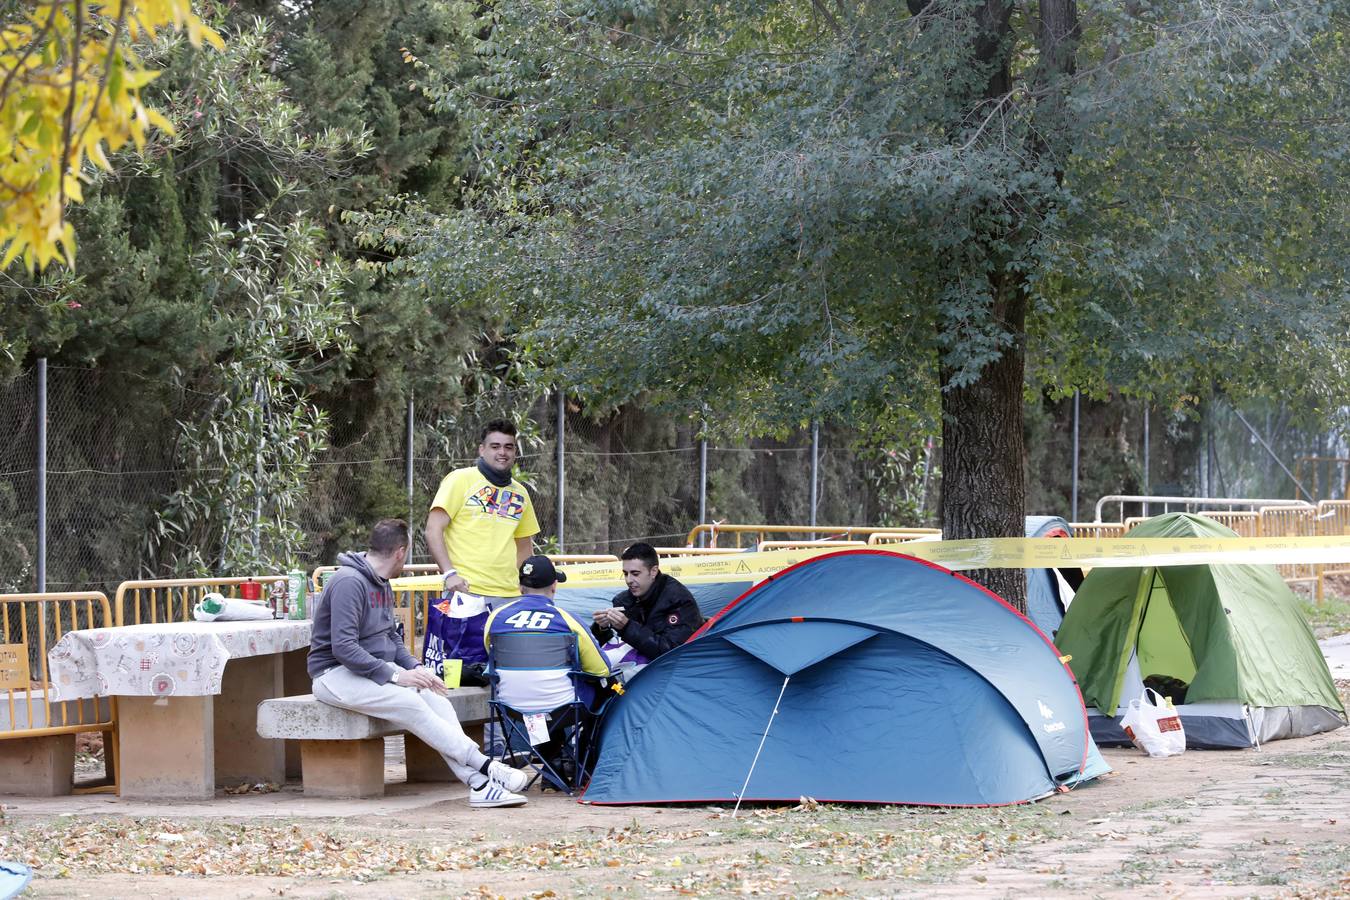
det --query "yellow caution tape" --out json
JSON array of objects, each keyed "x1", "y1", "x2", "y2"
[{"x1": 392, "y1": 534, "x2": 1350, "y2": 592}]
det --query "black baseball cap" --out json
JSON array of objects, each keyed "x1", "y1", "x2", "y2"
[{"x1": 519, "y1": 555, "x2": 567, "y2": 588}]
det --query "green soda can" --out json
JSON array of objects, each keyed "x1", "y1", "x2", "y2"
[{"x1": 286, "y1": 569, "x2": 308, "y2": 619}]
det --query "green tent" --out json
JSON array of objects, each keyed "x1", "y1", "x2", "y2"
[{"x1": 1057, "y1": 513, "x2": 1345, "y2": 749}]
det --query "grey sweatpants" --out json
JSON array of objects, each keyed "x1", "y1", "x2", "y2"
[{"x1": 313, "y1": 665, "x2": 488, "y2": 785}]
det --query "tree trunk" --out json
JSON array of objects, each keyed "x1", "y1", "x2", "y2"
[
  {"x1": 939, "y1": 290, "x2": 1028, "y2": 610},
  {"x1": 933, "y1": 0, "x2": 1079, "y2": 614}
]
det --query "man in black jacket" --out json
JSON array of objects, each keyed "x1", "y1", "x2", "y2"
[{"x1": 591, "y1": 542, "x2": 704, "y2": 662}]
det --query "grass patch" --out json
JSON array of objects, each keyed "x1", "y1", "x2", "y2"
[
  {"x1": 1301, "y1": 593, "x2": 1350, "y2": 639},
  {"x1": 1257, "y1": 749, "x2": 1350, "y2": 769},
  {"x1": 1207, "y1": 839, "x2": 1350, "y2": 894}
]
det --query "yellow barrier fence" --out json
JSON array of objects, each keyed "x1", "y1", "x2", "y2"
[
  {"x1": 114, "y1": 576, "x2": 287, "y2": 627},
  {"x1": 758, "y1": 540, "x2": 869, "y2": 552},
  {"x1": 1318, "y1": 500, "x2": 1350, "y2": 580},
  {"x1": 1272, "y1": 506, "x2": 1322, "y2": 596},
  {"x1": 1069, "y1": 523, "x2": 1128, "y2": 539},
  {"x1": 394, "y1": 586, "x2": 436, "y2": 657},
  {"x1": 1092, "y1": 510, "x2": 1325, "y2": 598},
  {"x1": 1257, "y1": 506, "x2": 1321, "y2": 597},
  {"x1": 312, "y1": 557, "x2": 619, "y2": 594},
  {"x1": 310, "y1": 563, "x2": 440, "y2": 591},
  {"x1": 867, "y1": 532, "x2": 943, "y2": 545},
  {"x1": 1198, "y1": 510, "x2": 1261, "y2": 537},
  {"x1": 1, "y1": 591, "x2": 119, "y2": 793},
  {"x1": 684, "y1": 522, "x2": 940, "y2": 548}
]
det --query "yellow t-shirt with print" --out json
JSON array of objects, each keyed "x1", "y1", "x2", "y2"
[{"x1": 430, "y1": 466, "x2": 540, "y2": 597}]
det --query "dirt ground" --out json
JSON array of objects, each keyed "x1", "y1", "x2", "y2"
[{"x1": 5, "y1": 683, "x2": 1349, "y2": 900}]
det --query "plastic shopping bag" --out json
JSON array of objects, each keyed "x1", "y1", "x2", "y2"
[
  {"x1": 193, "y1": 592, "x2": 274, "y2": 622},
  {"x1": 422, "y1": 591, "x2": 490, "y2": 674},
  {"x1": 600, "y1": 639, "x2": 649, "y2": 681},
  {"x1": 1120, "y1": 687, "x2": 1186, "y2": 757}
]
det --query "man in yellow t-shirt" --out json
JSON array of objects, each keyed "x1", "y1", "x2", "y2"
[{"x1": 424, "y1": 419, "x2": 541, "y2": 607}]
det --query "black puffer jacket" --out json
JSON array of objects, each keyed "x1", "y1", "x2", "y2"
[{"x1": 591, "y1": 573, "x2": 704, "y2": 660}]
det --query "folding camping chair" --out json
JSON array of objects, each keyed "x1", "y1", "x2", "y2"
[{"x1": 485, "y1": 630, "x2": 610, "y2": 794}]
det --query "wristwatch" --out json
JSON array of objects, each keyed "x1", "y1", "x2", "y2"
[
  {"x1": 442, "y1": 569, "x2": 458, "y2": 581},
  {"x1": 390, "y1": 669, "x2": 401, "y2": 685}
]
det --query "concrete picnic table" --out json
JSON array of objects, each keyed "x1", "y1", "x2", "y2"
[{"x1": 48, "y1": 619, "x2": 311, "y2": 800}]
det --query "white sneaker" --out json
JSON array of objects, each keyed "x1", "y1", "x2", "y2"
[
  {"x1": 469, "y1": 780, "x2": 527, "y2": 808},
  {"x1": 487, "y1": 759, "x2": 532, "y2": 793}
]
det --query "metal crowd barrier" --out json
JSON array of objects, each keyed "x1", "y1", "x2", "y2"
[
  {"x1": 759, "y1": 540, "x2": 869, "y2": 551},
  {"x1": 1094, "y1": 504, "x2": 1336, "y2": 601},
  {"x1": 0, "y1": 592, "x2": 119, "y2": 793},
  {"x1": 684, "y1": 522, "x2": 940, "y2": 548}
]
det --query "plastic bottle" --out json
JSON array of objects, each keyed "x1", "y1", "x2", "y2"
[{"x1": 286, "y1": 569, "x2": 308, "y2": 619}]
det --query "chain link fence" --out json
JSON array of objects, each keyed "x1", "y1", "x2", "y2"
[
  {"x1": 4, "y1": 368, "x2": 918, "y2": 593},
  {"x1": 1, "y1": 367, "x2": 210, "y2": 593},
  {"x1": 8, "y1": 366, "x2": 1337, "y2": 595}
]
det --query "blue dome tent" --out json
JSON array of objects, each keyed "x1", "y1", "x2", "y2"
[{"x1": 582, "y1": 549, "x2": 1108, "y2": 806}]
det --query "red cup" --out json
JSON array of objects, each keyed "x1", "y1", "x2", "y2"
[{"x1": 239, "y1": 580, "x2": 261, "y2": 601}]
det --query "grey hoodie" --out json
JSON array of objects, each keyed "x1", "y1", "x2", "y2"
[{"x1": 307, "y1": 551, "x2": 418, "y2": 683}]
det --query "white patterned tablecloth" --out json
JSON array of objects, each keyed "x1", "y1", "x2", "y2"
[{"x1": 47, "y1": 619, "x2": 312, "y2": 700}]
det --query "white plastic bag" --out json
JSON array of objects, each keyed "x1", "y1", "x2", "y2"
[
  {"x1": 193, "y1": 592, "x2": 274, "y2": 622},
  {"x1": 1121, "y1": 687, "x2": 1186, "y2": 757}
]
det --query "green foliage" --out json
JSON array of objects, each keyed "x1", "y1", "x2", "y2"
[
  {"x1": 872, "y1": 442, "x2": 934, "y2": 528},
  {"x1": 153, "y1": 215, "x2": 352, "y2": 573},
  {"x1": 0, "y1": 476, "x2": 34, "y2": 593},
  {"x1": 5, "y1": 0, "x2": 1348, "y2": 588},
  {"x1": 0, "y1": 1, "x2": 518, "y2": 577},
  {"x1": 374, "y1": 0, "x2": 1350, "y2": 559},
  {"x1": 1040, "y1": 2, "x2": 1350, "y2": 407}
]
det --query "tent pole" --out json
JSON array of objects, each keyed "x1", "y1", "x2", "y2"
[{"x1": 733, "y1": 675, "x2": 790, "y2": 818}]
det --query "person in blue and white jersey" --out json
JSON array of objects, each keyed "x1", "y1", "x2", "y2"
[
  {"x1": 485, "y1": 556, "x2": 612, "y2": 710},
  {"x1": 485, "y1": 556, "x2": 613, "y2": 784}
]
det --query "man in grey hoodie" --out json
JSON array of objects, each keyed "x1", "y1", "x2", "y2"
[{"x1": 308, "y1": 518, "x2": 531, "y2": 808}]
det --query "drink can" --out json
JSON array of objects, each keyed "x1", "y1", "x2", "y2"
[
  {"x1": 286, "y1": 569, "x2": 308, "y2": 619},
  {"x1": 268, "y1": 579, "x2": 288, "y2": 618}
]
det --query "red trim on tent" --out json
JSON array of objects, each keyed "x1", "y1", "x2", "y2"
[
  {"x1": 682, "y1": 547, "x2": 1092, "y2": 776},
  {"x1": 579, "y1": 793, "x2": 1050, "y2": 809}
]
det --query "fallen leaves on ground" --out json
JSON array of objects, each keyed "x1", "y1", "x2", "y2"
[
  {"x1": 0, "y1": 820, "x2": 681, "y2": 882},
  {"x1": 223, "y1": 782, "x2": 281, "y2": 795},
  {"x1": 0, "y1": 806, "x2": 1059, "y2": 891}
]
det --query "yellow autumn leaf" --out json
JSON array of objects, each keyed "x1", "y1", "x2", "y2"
[{"x1": 0, "y1": 0, "x2": 224, "y2": 270}]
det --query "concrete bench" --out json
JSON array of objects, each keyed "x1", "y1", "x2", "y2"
[
  {"x1": 256, "y1": 689, "x2": 490, "y2": 798},
  {"x1": 0, "y1": 691, "x2": 113, "y2": 796}
]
